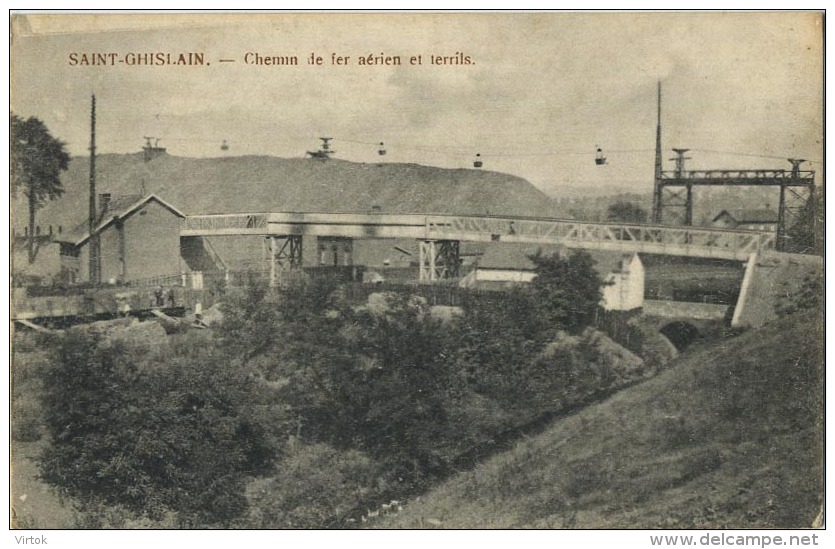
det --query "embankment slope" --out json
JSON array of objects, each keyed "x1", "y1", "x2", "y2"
[{"x1": 381, "y1": 310, "x2": 823, "y2": 528}]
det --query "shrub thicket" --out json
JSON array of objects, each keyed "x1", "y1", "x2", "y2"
[
  {"x1": 38, "y1": 329, "x2": 276, "y2": 527},
  {"x1": 35, "y1": 250, "x2": 662, "y2": 528}
]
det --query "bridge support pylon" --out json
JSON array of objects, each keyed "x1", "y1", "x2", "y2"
[
  {"x1": 419, "y1": 240, "x2": 460, "y2": 282},
  {"x1": 265, "y1": 235, "x2": 303, "y2": 286}
]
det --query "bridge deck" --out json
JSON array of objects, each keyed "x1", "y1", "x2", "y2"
[{"x1": 181, "y1": 212, "x2": 776, "y2": 261}]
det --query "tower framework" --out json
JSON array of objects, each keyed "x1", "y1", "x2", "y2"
[
  {"x1": 650, "y1": 82, "x2": 817, "y2": 252},
  {"x1": 652, "y1": 162, "x2": 816, "y2": 252}
]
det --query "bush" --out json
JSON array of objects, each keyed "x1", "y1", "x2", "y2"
[{"x1": 37, "y1": 328, "x2": 276, "y2": 527}]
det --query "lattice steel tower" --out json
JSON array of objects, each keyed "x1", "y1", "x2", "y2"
[{"x1": 651, "y1": 83, "x2": 816, "y2": 252}]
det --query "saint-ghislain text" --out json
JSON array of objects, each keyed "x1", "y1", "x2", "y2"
[{"x1": 68, "y1": 52, "x2": 206, "y2": 66}]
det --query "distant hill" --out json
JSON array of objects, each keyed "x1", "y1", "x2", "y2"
[
  {"x1": 11, "y1": 153, "x2": 560, "y2": 233},
  {"x1": 379, "y1": 310, "x2": 823, "y2": 529}
]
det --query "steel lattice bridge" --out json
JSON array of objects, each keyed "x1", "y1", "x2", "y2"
[{"x1": 181, "y1": 212, "x2": 774, "y2": 282}]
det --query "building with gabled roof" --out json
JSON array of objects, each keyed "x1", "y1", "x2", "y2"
[
  {"x1": 460, "y1": 243, "x2": 644, "y2": 311},
  {"x1": 712, "y1": 209, "x2": 778, "y2": 232},
  {"x1": 55, "y1": 194, "x2": 187, "y2": 284}
]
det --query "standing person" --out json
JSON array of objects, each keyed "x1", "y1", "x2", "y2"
[
  {"x1": 167, "y1": 288, "x2": 176, "y2": 307},
  {"x1": 154, "y1": 285, "x2": 164, "y2": 307}
]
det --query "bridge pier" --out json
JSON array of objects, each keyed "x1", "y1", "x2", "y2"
[
  {"x1": 265, "y1": 235, "x2": 303, "y2": 286},
  {"x1": 419, "y1": 240, "x2": 460, "y2": 282}
]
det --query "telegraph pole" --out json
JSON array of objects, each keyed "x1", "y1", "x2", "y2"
[
  {"x1": 652, "y1": 81, "x2": 663, "y2": 223},
  {"x1": 88, "y1": 95, "x2": 100, "y2": 284}
]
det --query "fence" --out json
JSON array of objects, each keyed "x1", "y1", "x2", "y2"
[
  {"x1": 127, "y1": 273, "x2": 188, "y2": 288},
  {"x1": 340, "y1": 281, "x2": 513, "y2": 308}
]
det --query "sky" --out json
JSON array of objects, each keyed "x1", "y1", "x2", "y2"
[{"x1": 10, "y1": 12, "x2": 824, "y2": 196}]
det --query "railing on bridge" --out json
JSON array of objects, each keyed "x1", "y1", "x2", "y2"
[
  {"x1": 182, "y1": 213, "x2": 269, "y2": 233},
  {"x1": 426, "y1": 216, "x2": 775, "y2": 258},
  {"x1": 564, "y1": 222, "x2": 775, "y2": 253}
]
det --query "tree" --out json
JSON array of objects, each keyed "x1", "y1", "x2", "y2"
[
  {"x1": 38, "y1": 329, "x2": 275, "y2": 526},
  {"x1": 456, "y1": 289, "x2": 551, "y2": 409},
  {"x1": 606, "y1": 200, "x2": 648, "y2": 224},
  {"x1": 785, "y1": 189, "x2": 823, "y2": 255},
  {"x1": 528, "y1": 249, "x2": 605, "y2": 331},
  {"x1": 11, "y1": 114, "x2": 70, "y2": 263}
]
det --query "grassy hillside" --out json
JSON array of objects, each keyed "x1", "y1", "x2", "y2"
[
  {"x1": 735, "y1": 252, "x2": 823, "y2": 329},
  {"x1": 379, "y1": 310, "x2": 823, "y2": 529},
  {"x1": 12, "y1": 153, "x2": 559, "y2": 233}
]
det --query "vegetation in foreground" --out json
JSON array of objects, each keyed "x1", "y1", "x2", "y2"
[
  {"x1": 11, "y1": 248, "x2": 822, "y2": 528},
  {"x1": 13, "y1": 250, "x2": 653, "y2": 528},
  {"x1": 379, "y1": 308, "x2": 823, "y2": 529}
]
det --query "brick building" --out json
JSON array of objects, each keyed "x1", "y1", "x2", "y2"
[{"x1": 56, "y1": 194, "x2": 186, "y2": 284}]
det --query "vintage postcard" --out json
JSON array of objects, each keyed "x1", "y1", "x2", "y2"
[{"x1": 9, "y1": 11, "x2": 824, "y2": 539}]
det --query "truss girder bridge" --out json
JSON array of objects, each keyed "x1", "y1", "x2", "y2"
[
  {"x1": 653, "y1": 164, "x2": 816, "y2": 252},
  {"x1": 182, "y1": 211, "x2": 777, "y2": 282}
]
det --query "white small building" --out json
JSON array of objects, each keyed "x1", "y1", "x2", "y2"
[
  {"x1": 712, "y1": 209, "x2": 778, "y2": 233},
  {"x1": 461, "y1": 243, "x2": 644, "y2": 311},
  {"x1": 597, "y1": 251, "x2": 644, "y2": 311}
]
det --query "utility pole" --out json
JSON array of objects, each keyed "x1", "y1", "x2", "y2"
[
  {"x1": 652, "y1": 81, "x2": 663, "y2": 223},
  {"x1": 88, "y1": 95, "x2": 100, "y2": 285}
]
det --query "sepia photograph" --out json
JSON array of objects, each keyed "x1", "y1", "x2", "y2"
[{"x1": 9, "y1": 10, "x2": 824, "y2": 540}]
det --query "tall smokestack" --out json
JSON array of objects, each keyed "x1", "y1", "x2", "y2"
[
  {"x1": 652, "y1": 81, "x2": 663, "y2": 223},
  {"x1": 88, "y1": 94, "x2": 100, "y2": 284}
]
